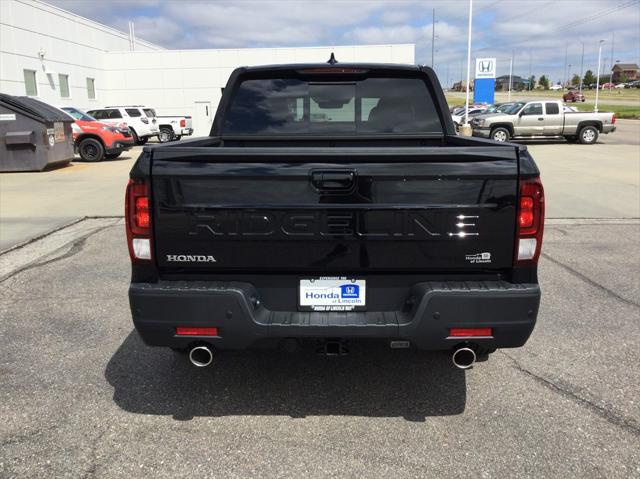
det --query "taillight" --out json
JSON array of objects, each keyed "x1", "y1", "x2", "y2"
[
  {"x1": 612, "y1": 114, "x2": 616, "y2": 124},
  {"x1": 515, "y1": 177, "x2": 545, "y2": 264},
  {"x1": 180, "y1": 119, "x2": 186, "y2": 128},
  {"x1": 125, "y1": 179, "x2": 152, "y2": 262}
]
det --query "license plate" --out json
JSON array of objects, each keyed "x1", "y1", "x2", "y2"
[{"x1": 299, "y1": 277, "x2": 366, "y2": 311}]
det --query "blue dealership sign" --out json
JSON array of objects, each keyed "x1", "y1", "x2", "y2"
[{"x1": 474, "y1": 57, "x2": 496, "y2": 105}]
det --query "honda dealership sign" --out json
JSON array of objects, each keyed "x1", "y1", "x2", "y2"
[
  {"x1": 475, "y1": 58, "x2": 496, "y2": 78},
  {"x1": 474, "y1": 58, "x2": 496, "y2": 104}
]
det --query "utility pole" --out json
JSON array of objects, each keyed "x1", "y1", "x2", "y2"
[
  {"x1": 431, "y1": 8, "x2": 435, "y2": 69},
  {"x1": 563, "y1": 41, "x2": 568, "y2": 91},
  {"x1": 508, "y1": 52, "x2": 513, "y2": 102},
  {"x1": 595, "y1": 39, "x2": 605, "y2": 113},
  {"x1": 568, "y1": 64, "x2": 572, "y2": 87},
  {"x1": 579, "y1": 42, "x2": 584, "y2": 94},
  {"x1": 528, "y1": 49, "x2": 532, "y2": 91},
  {"x1": 462, "y1": 0, "x2": 473, "y2": 134},
  {"x1": 608, "y1": 32, "x2": 615, "y2": 90}
]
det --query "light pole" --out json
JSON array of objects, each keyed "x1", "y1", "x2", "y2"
[
  {"x1": 568, "y1": 64, "x2": 572, "y2": 88},
  {"x1": 595, "y1": 39, "x2": 605, "y2": 113},
  {"x1": 579, "y1": 42, "x2": 584, "y2": 95},
  {"x1": 508, "y1": 54, "x2": 513, "y2": 102},
  {"x1": 461, "y1": 0, "x2": 473, "y2": 136}
]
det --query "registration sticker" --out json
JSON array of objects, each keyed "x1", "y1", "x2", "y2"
[{"x1": 299, "y1": 277, "x2": 366, "y2": 311}]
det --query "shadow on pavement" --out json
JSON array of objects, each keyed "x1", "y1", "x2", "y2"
[{"x1": 105, "y1": 332, "x2": 467, "y2": 421}]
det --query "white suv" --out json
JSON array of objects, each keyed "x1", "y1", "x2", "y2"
[{"x1": 86, "y1": 106, "x2": 159, "y2": 145}]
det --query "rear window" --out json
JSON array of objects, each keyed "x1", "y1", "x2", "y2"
[
  {"x1": 143, "y1": 108, "x2": 156, "y2": 117},
  {"x1": 222, "y1": 75, "x2": 442, "y2": 135},
  {"x1": 125, "y1": 108, "x2": 142, "y2": 117},
  {"x1": 545, "y1": 102, "x2": 560, "y2": 115}
]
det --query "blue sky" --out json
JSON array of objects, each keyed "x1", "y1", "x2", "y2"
[{"x1": 50, "y1": 0, "x2": 640, "y2": 86}]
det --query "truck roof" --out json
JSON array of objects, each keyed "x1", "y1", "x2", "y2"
[{"x1": 235, "y1": 63, "x2": 423, "y2": 74}]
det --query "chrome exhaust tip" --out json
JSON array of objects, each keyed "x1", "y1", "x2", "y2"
[
  {"x1": 452, "y1": 347, "x2": 476, "y2": 370},
  {"x1": 189, "y1": 345, "x2": 214, "y2": 367}
]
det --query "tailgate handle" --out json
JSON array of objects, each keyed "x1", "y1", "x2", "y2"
[{"x1": 311, "y1": 170, "x2": 356, "y2": 191}]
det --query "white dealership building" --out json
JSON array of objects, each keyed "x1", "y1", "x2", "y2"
[{"x1": 0, "y1": 0, "x2": 415, "y2": 136}]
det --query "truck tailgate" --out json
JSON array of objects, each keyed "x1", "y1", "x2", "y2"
[{"x1": 151, "y1": 146, "x2": 518, "y2": 273}]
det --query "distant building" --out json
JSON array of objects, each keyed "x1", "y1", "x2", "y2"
[
  {"x1": 495, "y1": 75, "x2": 528, "y2": 91},
  {"x1": 453, "y1": 80, "x2": 474, "y2": 92},
  {"x1": 611, "y1": 63, "x2": 639, "y2": 82}
]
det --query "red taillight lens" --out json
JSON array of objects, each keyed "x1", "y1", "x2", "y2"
[
  {"x1": 180, "y1": 119, "x2": 186, "y2": 128},
  {"x1": 176, "y1": 327, "x2": 219, "y2": 336},
  {"x1": 135, "y1": 196, "x2": 150, "y2": 228},
  {"x1": 449, "y1": 328, "x2": 493, "y2": 337},
  {"x1": 612, "y1": 114, "x2": 616, "y2": 124},
  {"x1": 125, "y1": 179, "x2": 152, "y2": 261},
  {"x1": 519, "y1": 196, "x2": 534, "y2": 229},
  {"x1": 515, "y1": 177, "x2": 545, "y2": 264}
]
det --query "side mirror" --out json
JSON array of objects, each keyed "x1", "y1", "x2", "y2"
[{"x1": 519, "y1": 110, "x2": 525, "y2": 117}]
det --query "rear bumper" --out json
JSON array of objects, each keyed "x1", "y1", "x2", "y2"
[
  {"x1": 129, "y1": 280, "x2": 540, "y2": 351},
  {"x1": 603, "y1": 125, "x2": 616, "y2": 134},
  {"x1": 181, "y1": 128, "x2": 193, "y2": 136}
]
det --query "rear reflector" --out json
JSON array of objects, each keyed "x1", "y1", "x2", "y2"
[
  {"x1": 449, "y1": 328, "x2": 493, "y2": 337},
  {"x1": 176, "y1": 327, "x2": 219, "y2": 336}
]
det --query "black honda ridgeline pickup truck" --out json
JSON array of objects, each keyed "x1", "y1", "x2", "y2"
[{"x1": 126, "y1": 62, "x2": 544, "y2": 369}]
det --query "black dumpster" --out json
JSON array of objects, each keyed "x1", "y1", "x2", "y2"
[{"x1": 0, "y1": 94, "x2": 74, "y2": 172}]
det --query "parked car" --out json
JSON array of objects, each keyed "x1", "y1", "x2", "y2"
[
  {"x1": 471, "y1": 100, "x2": 616, "y2": 144},
  {"x1": 126, "y1": 62, "x2": 545, "y2": 370},
  {"x1": 563, "y1": 89, "x2": 585, "y2": 102},
  {"x1": 600, "y1": 83, "x2": 615, "y2": 89},
  {"x1": 628, "y1": 80, "x2": 640, "y2": 88},
  {"x1": 451, "y1": 105, "x2": 488, "y2": 129},
  {"x1": 86, "y1": 106, "x2": 158, "y2": 145},
  {"x1": 614, "y1": 83, "x2": 627, "y2": 89},
  {"x1": 549, "y1": 84, "x2": 563, "y2": 91},
  {"x1": 141, "y1": 108, "x2": 194, "y2": 143},
  {"x1": 60, "y1": 106, "x2": 134, "y2": 161}
]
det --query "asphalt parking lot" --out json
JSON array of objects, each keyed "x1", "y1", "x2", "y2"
[{"x1": 1, "y1": 123, "x2": 639, "y2": 478}]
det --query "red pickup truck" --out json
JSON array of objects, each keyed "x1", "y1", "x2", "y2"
[{"x1": 60, "y1": 106, "x2": 134, "y2": 161}]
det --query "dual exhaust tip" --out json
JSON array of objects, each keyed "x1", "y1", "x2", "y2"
[{"x1": 188, "y1": 344, "x2": 477, "y2": 369}]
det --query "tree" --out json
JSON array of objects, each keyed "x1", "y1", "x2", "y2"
[
  {"x1": 619, "y1": 73, "x2": 629, "y2": 83},
  {"x1": 571, "y1": 74, "x2": 580, "y2": 86},
  {"x1": 528, "y1": 75, "x2": 536, "y2": 90},
  {"x1": 583, "y1": 70, "x2": 595, "y2": 86},
  {"x1": 538, "y1": 75, "x2": 550, "y2": 90}
]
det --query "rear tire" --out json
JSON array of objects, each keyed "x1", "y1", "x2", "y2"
[
  {"x1": 491, "y1": 127, "x2": 510, "y2": 142},
  {"x1": 158, "y1": 127, "x2": 174, "y2": 143},
  {"x1": 578, "y1": 125, "x2": 599, "y2": 144},
  {"x1": 78, "y1": 138, "x2": 104, "y2": 162}
]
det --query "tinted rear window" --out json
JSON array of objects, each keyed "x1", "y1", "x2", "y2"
[
  {"x1": 125, "y1": 108, "x2": 142, "y2": 117},
  {"x1": 222, "y1": 76, "x2": 442, "y2": 135}
]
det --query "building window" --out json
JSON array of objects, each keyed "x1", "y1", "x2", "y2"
[
  {"x1": 86, "y1": 77, "x2": 96, "y2": 100},
  {"x1": 59, "y1": 74, "x2": 70, "y2": 98},
  {"x1": 24, "y1": 69, "x2": 38, "y2": 96}
]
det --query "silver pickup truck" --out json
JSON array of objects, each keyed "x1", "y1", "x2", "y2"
[{"x1": 471, "y1": 100, "x2": 616, "y2": 144}]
